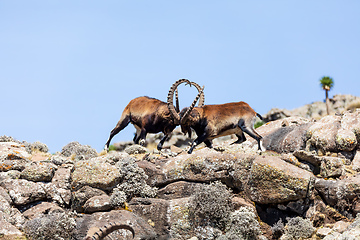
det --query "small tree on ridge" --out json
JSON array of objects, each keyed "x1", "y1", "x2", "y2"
[{"x1": 320, "y1": 76, "x2": 334, "y2": 115}]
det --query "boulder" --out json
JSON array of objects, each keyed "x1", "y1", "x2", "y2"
[
  {"x1": 130, "y1": 197, "x2": 170, "y2": 238},
  {"x1": 320, "y1": 156, "x2": 345, "y2": 178},
  {"x1": 22, "y1": 201, "x2": 64, "y2": 220},
  {"x1": 157, "y1": 181, "x2": 202, "y2": 200},
  {"x1": 315, "y1": 174, "x2": 360, "y2": 207},
  {"x1": 352, "y1": 151, "x2": 360, "y2": 171},
  {"x1": 70, "y1": 158, "x2": 121, "y2": 191},
  {"x1": 83, "y1": 195, "x2": 112, "y2": 213},
  {"x1": 20, "y1": 162, "x2": 55, "y2": 182},
  {"x1": 76, "y1": 210, "x2": 157, "y2": 240},
  {"x1": 71, "y1": 185, "x2": 107, "y2": 212},
  {"x1": 247, "y1": 155, "x2": 315, "y2": 204},
  {"x1": 0, "y1": 217, "x2": 25, "y2": 239},
  {"x1": 0, "y1": 178, "x2": 47, "y2": 205},
  {"x1": 140, "y1": 149, "x2": 256, "y2": 191},
  {"x1": 307, "y1": 115, "x2": 341, "y2": 152}
]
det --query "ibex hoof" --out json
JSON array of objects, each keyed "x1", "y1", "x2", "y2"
[{"x1": 139, "y1": 139, "x2": 146, "y2": 146}]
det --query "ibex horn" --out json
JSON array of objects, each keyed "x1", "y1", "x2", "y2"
[{"x1": 167, "y1": 79, "x2": 192, "y2": 124}]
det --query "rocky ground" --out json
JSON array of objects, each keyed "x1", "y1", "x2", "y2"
[{"x1": 1, "y1": 99, "x2": 360, "y2": 239}]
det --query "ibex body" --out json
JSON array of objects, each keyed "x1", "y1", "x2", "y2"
[
  {"x1": 105, "y1": 79, "x2": 204, "y2": 151},
  {"x1": 178, "y1": 101, "x2": 263, "y2": 154}
]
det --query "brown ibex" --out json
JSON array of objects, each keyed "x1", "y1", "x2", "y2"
[
  {"x1": 168, "y1": 86, "x2": 263, "y2": 154},
  {"x1": 105, "y1": 79, "x2": 204, "y2": 151}
]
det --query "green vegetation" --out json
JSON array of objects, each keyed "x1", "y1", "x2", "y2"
[
  {"x1": 108, "y1": 144, "x2": 117, "y2": 151},
  {"x1": 319, "y1": 76, "x2": 334, "y2": 115},
  {"x1": 254, "y1": 120, "x2": 264, "y2": 129}
]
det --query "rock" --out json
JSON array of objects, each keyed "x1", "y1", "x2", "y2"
[
  {"x1": 307, "y1": 115, "x2": 341, "y2": 152},
  {"x1": 112, "y1": 140, "x2": 134, "y2": 151},
  {"x1": 263, "y1": 108, "x2": 292, "y2": 122},
  {"x1": 0, "y1": 193, "x2": 25, "y2": 228},
  {"x1": 0, "y1": 178, "x2": 47, "y2": 205},
  {"x1": 0, "y1": 218, "x2": 25, "y2": 239},
  {"x1": 60, "y1": 141, "x2": 98, "y2": 160},
  {"x1": 124, "y1": 144, "x2": 148, "y2": 154},
  {"x1": 264, "y1": 95, "x2": 360, "y2": 121},
  {"x1": 352, "y1": 151, "x2": 360, "y2": 171},
  {"x1": 315, "y1": 175, "x2": 360, "y2": 208},
  {"x1": 0, "y1": 159, "x2": 30, "y2": 172},
  {"x1": 333, "y1": 220, "x2": 350, "y2": 233},
  {"x1": 0, "y1": 142, "x2": 31, "y2": 161},
  {"x1": 71, "y1": 185, "x2": 107, "y2": 212},
  {"x1": 70, "y1": 158, "x2": 121, "y2": 191},
  {"x1": 261, "y1": 123, "x2": 313, "y2": 153},
  {"x1": 141, "y1": 149, "x2": 255, "y2": 191},
  {"x1": 83, "y1": 195, "x2": 112, "y2": 213},
  {"x1": 316, "y1": 227, "x2": 332, "y2": 238},
  {"x1": 293, "y1": 150, "x2": 322, "y2": 167},
  {"x1": 231, "y1": 196, "x2": 256, "y2": 211},
  {"x1": 76, "y1": 210, "x2": 157, "y2": 240},
  {"x1": 22, "y1": 202, "x2": 64, "y2": 220},
  {"x1": 336, "y1": 128, "x2": 358, "y2": 152},
  {"x1": 22, "y1": 211, "x2": 77, "y2": 240},
  {"x1": 157, "y1": 181, "x2": 202, "y2": 200},
  {"x1": 320, "y1": 157, "x2": 345, "y2": 178},
  {"x1": 247, "y1": 155, "x2": 315, "y2": 204},
  {"x1": 52, "y1": 167, "x2": 71, "y2": 189},
  {"x1": 130, "y1": 197, "x2": 170, "y2": 238},
  {"x1": 20, "y1": 162, "x2": 55, "y2": 182},
  {"x1": 50, "y1": 154, "x2": 72, "y2": 165},
  {"x1": 0, "y1": 186, "x2": 12, "y2": 204}
]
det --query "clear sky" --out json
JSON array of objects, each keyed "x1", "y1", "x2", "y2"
[{"x1": 1, "y1": 1, "x2": 359, "y2": 153}]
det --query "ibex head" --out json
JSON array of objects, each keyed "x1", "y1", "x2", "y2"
[{"x1": 167, "y1": 80, "x2": 205, "y2": 137}]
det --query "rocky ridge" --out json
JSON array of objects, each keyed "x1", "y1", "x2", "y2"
[{"x1": 1, "y1": 109, "x2": 360, "y2": 239}]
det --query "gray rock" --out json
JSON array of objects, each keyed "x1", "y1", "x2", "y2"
[
  {"x1": 76, "y1": 210, "x2": 157, "y2": 240},
  {"x1": 124, "y1": 144, "x2": 148, "y2": 154},
  {"x1": 130, "y1": 197, "x2": 170, "y2": 238},
  {"x1": 20, "y1": 162, "x2": 55, "y2": 182},
  {"x1": 22, "y1": 201, "x2": 64, "y2": 220},
  {"x1": 320, "y1": 156, "x2": 345, "y2": 178},
  {"x1": 71, "y1": 185, "x2": 107, "y2": 213},
  {"x1": 0, "y1": 178, "x2": 47, "y2": 205},
  {"x1": 84, "y1": 195, "x2": 112, "y2": 213},
  {"x1": 70, "y1": 158, "x2": 121, "y2": 191},
  {"x1": 247, "y1": 155, "x2": 315, "y2": 204}
]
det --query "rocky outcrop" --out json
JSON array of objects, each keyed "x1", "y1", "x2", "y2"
[
  {"x1": 1, "y1": 110, "x2": 360, "y2": 239},
  {"x1": 263, "y1": 94, "x2": 360, "y2": 121}
]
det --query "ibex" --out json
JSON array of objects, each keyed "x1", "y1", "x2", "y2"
[
  {"x1": 84, "y1": 222, "x2": 135, "y2": 240},
  {"x1": 105, "y1": 79, "x2": 204, "y2": 151},
  {"x1": 168, "y1": 86, "x2": 263, "y2": 154}
]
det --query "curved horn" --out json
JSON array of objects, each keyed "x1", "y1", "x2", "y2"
[
  {"x1": 167, "y1": 79, "x2": 192, "y2": 124},
  {"x1": 180, "y1": 85, "x2": 204, "y2": 124},
  {"x1": 189, "y1": 81, "x2": 205, "y2": 107},
  {"x1": 175, "y1": 88, "x2": 179, "y2": 112}
]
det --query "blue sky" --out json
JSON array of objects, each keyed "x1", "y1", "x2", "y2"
[{"x1": 1, "y1": 1, "x2": 359, "y2": 153}]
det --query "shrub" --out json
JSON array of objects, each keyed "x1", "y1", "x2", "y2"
[
  {"x1": 219, "y1": 207, "x2": 262, "y2": 240},
  {"x1": 110, "y1": 187, "x2": 127, "y2": 207},
  {"x1": 189, "y1": 181, "x2": 234, "y2": 230},
  {"x1": 27, "y1": 141, "x2": 49, "y2": 153},
  {"x1": 60, "y1": 141, "x2": 97, "y2": 160},
  {"x1": 282, "y1": 216, "x2": 314, "y2": 240},
  {"x1": 22, "y1": 212, "x2": 76, "y2": 240},
  {"x1": 271, "y1": 219, "x2": 285, "y2": 239},
  {"x1": 115, "y1": 158, "x2": 157, "y2": 199}
]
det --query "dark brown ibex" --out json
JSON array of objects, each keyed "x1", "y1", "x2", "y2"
[
  {"x1": 105, "y1": 79, "x2": 204, "y2": 151},
  {"x1": 168, "y1": 86, "x2": 263, "y2": 154}
]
